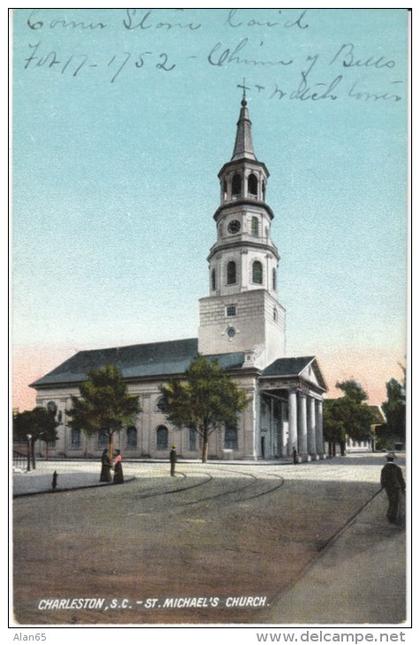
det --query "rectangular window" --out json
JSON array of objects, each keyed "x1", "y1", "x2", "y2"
[
  {"x1": 71, "y1": 429, "x2": 81, "y2": 449},
  {"x1": 226, "y1": 304, "x2": 236, "y2": 317},
  {"x1": 188, "y1": 428, "x2": 196, "y2": 451},
  {"x1": 224, "y1": 424, "x2": 238, "y2": 450}
]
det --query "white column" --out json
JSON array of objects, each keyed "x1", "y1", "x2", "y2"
[
  {"x1": 298, "y1": 393, "x2": 308, "y2": 454},
  {"x1": 316, "y1": 399, "x2": 324, "y2": 455},
  {"x1": 288, "y1": 390, "x2": 298, "y2": 455},
  {"x1": 307, "y1": 396, "x2": 317, "y2": 455},
  {"x1": 280, "y1": 401, "x2": 288, "y2": 457},
  {"x1": 142, "y1": 394, "x2": 151, "y2": 456},
  {"x1": 240, "y1": 249, "x2": 248, "y2": 290}
]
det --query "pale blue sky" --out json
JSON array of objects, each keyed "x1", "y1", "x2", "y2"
[{"x1": 13, "y1": 8, "x2": 407, "y2": 363}]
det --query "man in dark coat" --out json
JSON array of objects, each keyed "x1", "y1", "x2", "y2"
[
  {"x1": 380, "y1": 452, "x2": 405, "y2": 526},
  {"x1": 170, "y1": 445, "x2": 177, "y2": 477}
]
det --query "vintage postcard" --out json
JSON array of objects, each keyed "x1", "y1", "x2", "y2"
[{"x1": 11, "y1": 6, "x2": 409, "y2": 636}]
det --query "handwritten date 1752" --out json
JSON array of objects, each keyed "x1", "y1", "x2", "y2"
[{"x1": 24, "y1": 42, "x2": 176, "y2": 82}]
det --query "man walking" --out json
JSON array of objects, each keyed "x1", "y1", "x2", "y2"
[
  {"x1": 380, "y1": 452, "x2": 405, "y2": 526},
  {"x1": 170, "y1": 445, "x2": 177, "y2": 477}
]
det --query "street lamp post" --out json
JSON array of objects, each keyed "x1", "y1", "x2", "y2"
[{"x1": 26, "y1": 434, "x2": 32, "y2": 472}]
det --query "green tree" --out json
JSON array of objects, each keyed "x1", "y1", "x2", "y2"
[
  {"x1": 380, "y1": 368, "x2": 406, "y2": 446},
  {"x1": 13, "y1": 406, "x2": 59, "y2": 467},
  {"x1": 161, "y1": 355, "x2": 248, "y2": 463},
  {"x1": 324, "y1": 380, "x2": 375, "y2": 456},
  {"x1": 66, "y1": 365, "x2": 141, "y2": 459},
  {"x1": 323, "y1": 399, "x2": 346, "y2": 457}
]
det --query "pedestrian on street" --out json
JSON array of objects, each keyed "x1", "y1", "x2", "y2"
[
  {"x1": 113, "y1": 449, "x2": 124, "y2": 484},
  {"x1": 380, "y1": 452, "x2": 405, "y2": 526},
  {"x1": 100, "y1": 448, "x2": 112, "y2": 482},
  {"x1": 170, "y1": 445, "x2": 177, "y2": 477},
  {"x1": 293, "y1": 447, "x2": 299, "y2": 464}
]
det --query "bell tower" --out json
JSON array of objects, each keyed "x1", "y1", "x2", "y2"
[{"x1": 198, "y1": 93, "x2": 286, "y2": 368}]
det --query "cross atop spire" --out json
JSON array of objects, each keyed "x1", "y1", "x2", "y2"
[
  {"x1": 238, "y1": 77, "x2": 249, "y2": 104},
  {"x1": 232, "y1": 81, "x2": 256, "y2": 161}
]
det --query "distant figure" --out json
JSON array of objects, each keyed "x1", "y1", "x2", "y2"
[
  {"x1": 113, "y1": 449, "x2": 124, "y2": 484},
  {"x1": 293, "y1": 448, "x2": 298, "y2": 464},
  {"x1": 52, "y1": 470, "x2": 58, "y2": 491},
  {"x1": 100, "y1": 448, "x2": 112, "y2": 482},
  {"x1": 380, "y1": 452, "x2": 405, "y2": 526},
  {"x1": 170, "y1": 445, "x2": 177, "y2": 477}
]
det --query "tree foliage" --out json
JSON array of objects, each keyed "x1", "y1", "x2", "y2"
[
  {"x1": 66, "y1": 365, "x2": 141, "y2": 457},
  {"x1": 324, "y1": 380, "x2": 375, "y2": 455},
  {"x1": 380, "y1": 367, "x2": 406, "y2": 444},
  {"x1": 161, "y1": 355, "x2": 248, "y2": 463},
  {"x1": 13, "y1": 406, "x2": 59, "y2": 445}
]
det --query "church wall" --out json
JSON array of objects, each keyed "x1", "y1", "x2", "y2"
[
  {"x1": 199, "y1": 289, "x2": 267, "y2": 357},
  {"x1": 34, "y1": 372, "x2": 260, "y2": 461}
]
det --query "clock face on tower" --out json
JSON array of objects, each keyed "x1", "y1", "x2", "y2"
[{"x1": 227, "y1": 219, "x2": 241, "y2": 234}]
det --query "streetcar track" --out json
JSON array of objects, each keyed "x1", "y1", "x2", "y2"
[
  {"x1": 178, "y1": 469, "x2": 258, "y2": 506},
  {"x1": 131, "y1": 471, "x2": 213, "y2": 500}
]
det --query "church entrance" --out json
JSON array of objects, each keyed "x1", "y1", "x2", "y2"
[{"x1": 261, "y1": 436, "x2": 266, "y2": 459}]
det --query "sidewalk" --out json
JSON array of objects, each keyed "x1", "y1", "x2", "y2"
[
  {"x1": 262, "y1": 489, "x2": 406, "y2": 624},
  {"x1": 12, "y1": 467, "x2": 135, "y2": 496}
]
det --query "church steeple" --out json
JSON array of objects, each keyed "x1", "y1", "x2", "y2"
[
  {"x1": 231, "y1": 94, "x2": 256, "y2": 162},
  {"x1": 198, "y1": 97, "x2": 286, "y2": 366}
]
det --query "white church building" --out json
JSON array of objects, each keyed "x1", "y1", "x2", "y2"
[{"x1": 31, "y1": 96, "x2": 327, "y2": 461}]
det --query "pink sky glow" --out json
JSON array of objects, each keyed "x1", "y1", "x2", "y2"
[{"x1": 12, "y1": 343, "x2": 405, "y2": 413}]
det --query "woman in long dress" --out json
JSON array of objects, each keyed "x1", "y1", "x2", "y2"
[
  {"x1": 113, "y1": 449, "x2": 124, "y2": 484},
  {"x1": 100, "y1": 448, "x2": 112, "y2": 482}
]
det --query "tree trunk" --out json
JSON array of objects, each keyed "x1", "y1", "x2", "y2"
[
  {"x1": 201, "y1": 428, "x2": 208, "y2": 463},
  {"x1": 108, "y1": 432, "x2": 114, "y2": 461},
  {"x1": 31, "y1": 439, "x2": 36, "y2": 469},
  {"x1": 340, "y1": 441, "x2": 346, "y2": 456}
]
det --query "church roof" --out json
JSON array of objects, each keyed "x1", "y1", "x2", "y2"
[
  {"x1": 30, "y1": 338, "x2": 246, "y2": 389},
  {"x1": 261, "y1": 356, "x2": 328, "y2": 391}
]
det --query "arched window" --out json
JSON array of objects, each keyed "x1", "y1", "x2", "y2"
[
  {"x1": 211, "y1": 268, "x2": 216, "y2": 291},
  {"x1": 223, "y1": 179, "x2": 227, "y2": 199},
  {"x1": 127, "y1": 426, "x2": 137, "y2": 449},
  {"x1": 248, "y1": 173, "x2": 258, "y2": 196},
  {"x1": 98, "y1": 431, "x2": 108, "y2": 449},
  {"x1": 227, "y1": 261, "x2": 237, "y2": 285},
  {"x1": 252, "y1": 260, "x2": 263, "y2": 284},
  {"x1": 156, "y1": 425, "x2": 168, "y2": 450},
  {"x1": 47, "y1": 401, "x2": 57, "y2": 415},
  {"x1": 224, "y1": 424, "x2": 238, "y2": 450},
  {"x1": 157, "y1": 396, "x2": 169, "y2": 413},
  {"x1": 251, "y1": 216, "x2": 259, "y2": 237},
  {"x1": 262, "y1": 180, "x2": 266, "y2": 200},
  {"x1": 272, "y1": 267, "x2": 277, "y2": 291},
  {"x1": 232, "y1": 173, "x2": 242, "y2": 197}
]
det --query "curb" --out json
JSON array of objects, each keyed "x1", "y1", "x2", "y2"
[{"x1": 13, "y1": 476, "x2": 137, "y2": 499}]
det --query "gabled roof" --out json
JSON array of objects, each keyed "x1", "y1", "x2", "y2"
[
  {"x1": 31, "y1": 338, "x2": 246, "y2": 389},
  {"x1": 261, "y1": 356, "x2": 328, "y2": 391},
  {"x1": 368, "y1": 405, "x2": 386, "y2": 424}
]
